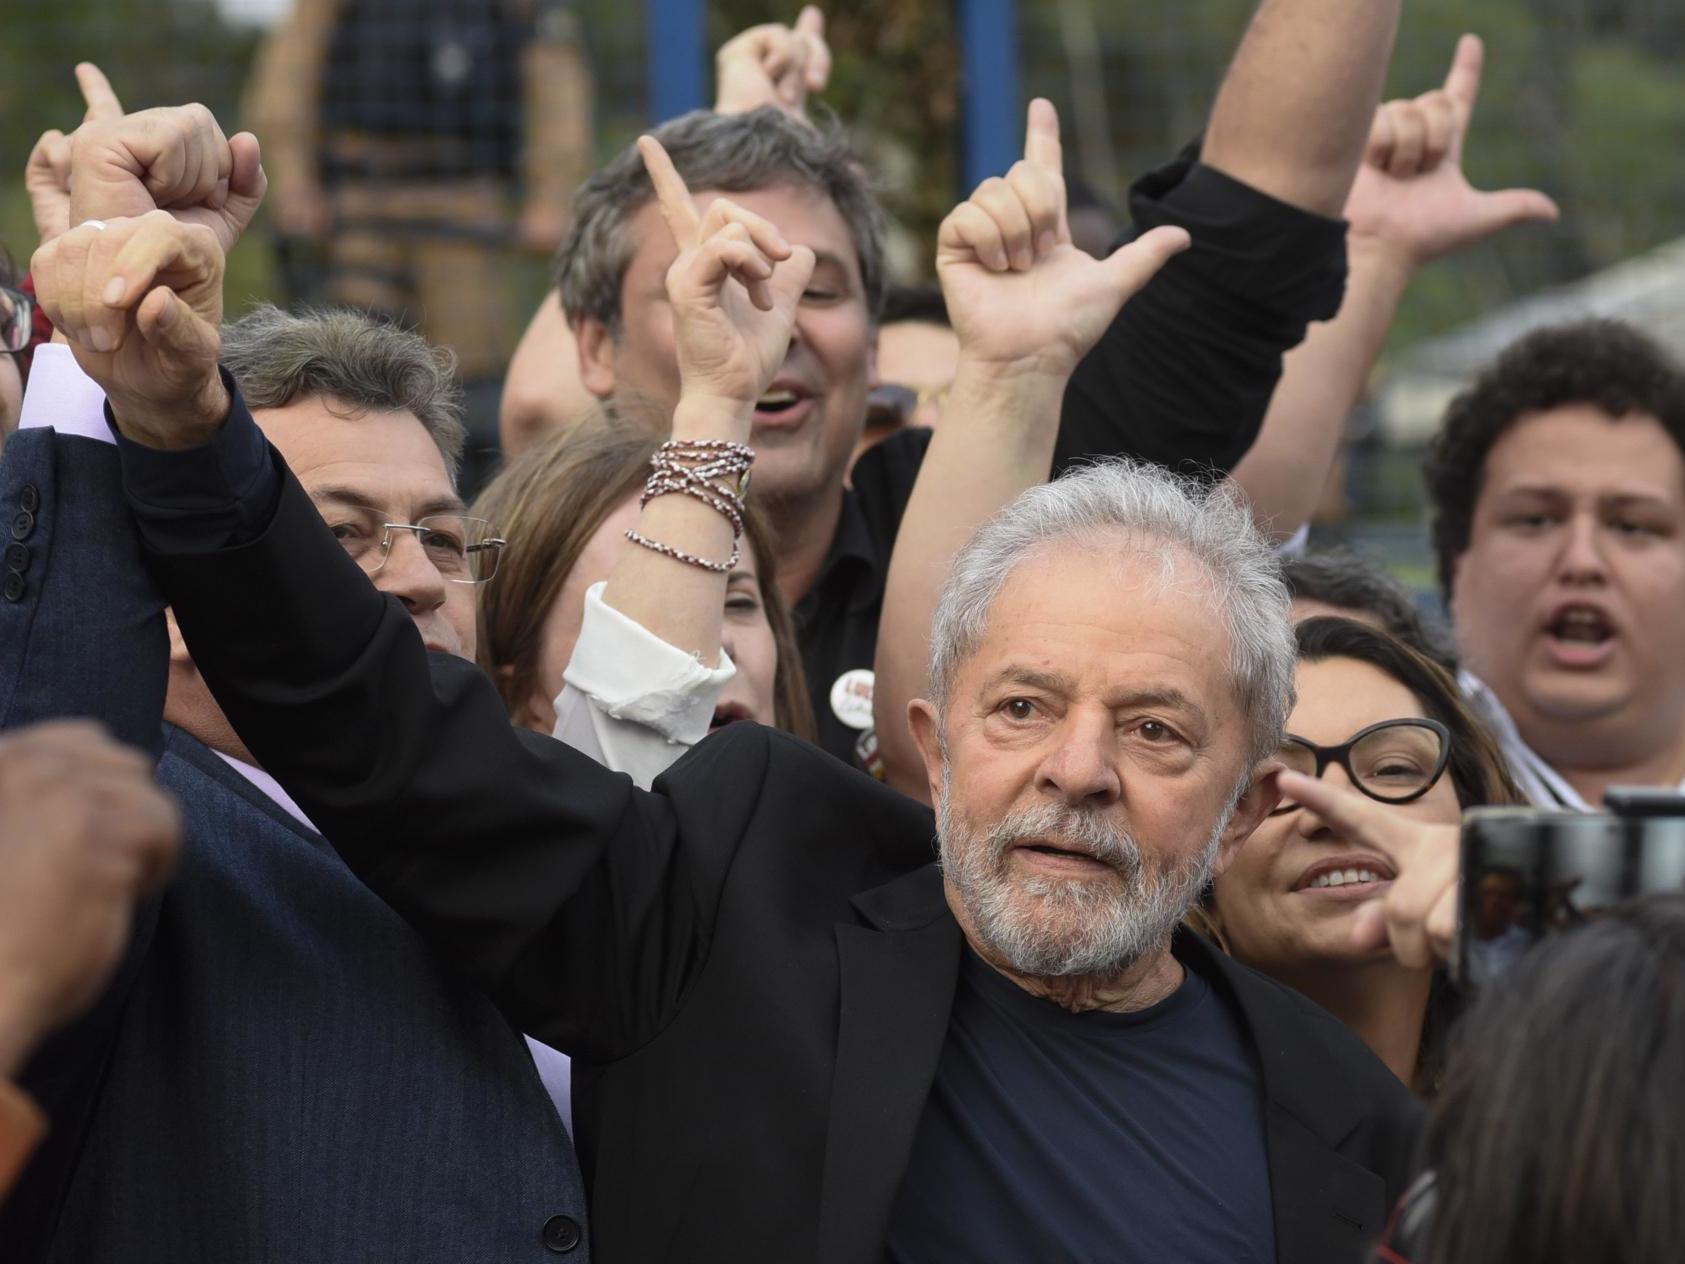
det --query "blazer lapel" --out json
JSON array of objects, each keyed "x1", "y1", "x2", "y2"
[
  {"x1": 815, "y1": 865, "x2": 962, "y2": 1264},
  {"x1": 1186, "y1": 934, "x2": 1393, "y2": 1262}
]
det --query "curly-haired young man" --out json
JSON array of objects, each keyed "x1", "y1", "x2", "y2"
[{"x1": 1425, "y1": 318, "x2": 1685, "y2": 808}]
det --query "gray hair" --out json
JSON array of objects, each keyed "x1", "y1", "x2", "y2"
[
  {"x1": 220, "y1": 304, "x2": 466, "y2": 481},
  {"x1": 927, "y1": 459, "x2": 1296, "y2": 766},
  {"x1": 555, "y1": 107, "x2": 888, "y2": 332}
]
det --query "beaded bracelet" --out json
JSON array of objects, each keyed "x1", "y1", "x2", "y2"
[{"x1": 623, "y1": 437, "x2": 755, "y2": 573}]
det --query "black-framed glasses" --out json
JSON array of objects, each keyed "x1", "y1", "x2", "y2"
[
  {"x1": 1270, "y1": 718, "x2": 1452, "y2": 816},
  {"x1": 1, "y1": 284, "x2": 34, "y2": 354},
  {"x1": 330, "y1": 511, "x2": 507, "y2": 585}
]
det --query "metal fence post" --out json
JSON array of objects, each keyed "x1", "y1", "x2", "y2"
[
  {"x1": 646, "y1": 0, "x2": 706, "y2": 124},
  {"x1": 958, "y1": 0, "x2": 1021, "y2": 188}
]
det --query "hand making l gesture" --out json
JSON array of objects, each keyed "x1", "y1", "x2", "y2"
[
  {"x1": 714, "y1": 6, "x2": 831, "y2": 121},
  {"x1": 1347, "y1": 35, "x2": 1558, "y2": 269},
  {"x1": 638, "y1": 135, "x2": 817, "y2": 422},
  {"x1": 937, "y1": 99, "x2": 1190, "y2": 381},
  {"x1": 28, "y1": 64, "x2": 268, "y2": 258}
]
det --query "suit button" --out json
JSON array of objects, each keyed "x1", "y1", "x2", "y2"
[
  {"x1": 18, "y1": 485, "x2": 40, "y2": 514},
  {"x1": 3, "y1": 573, "x2": 26, "y2": 603},
  {"x1": 5, "y1": 544, "x2": 27, "y2": 573},
  {"x1": 541, "y1": 1214, "x2": 581, "y2": 1253},
  {"x1": 10, "y1": 511, "x2": 34, "y2": 541}
]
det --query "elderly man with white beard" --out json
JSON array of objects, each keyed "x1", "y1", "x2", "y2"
[{"x1": 53, "y1": 139, "x2": 1422, "y2": 1262}]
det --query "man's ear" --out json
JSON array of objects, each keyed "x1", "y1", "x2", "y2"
[
  {"x1": 1210, "y1": 764, "x2": 1281, "y2": 881},
  {"x1": 165, "y1": 608, "x2": 193, "y2": 669},
  {"x1": 574, "y1": 314, "x2": 617, "y2": 399},
  {"x1": 906, "y1": 698, "x2": 946, "y2": 808}
]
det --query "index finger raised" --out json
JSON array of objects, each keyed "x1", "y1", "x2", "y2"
[
  {"x1": 1442, "y1": 34, "x2": 1484, "y2": 112},
  {"x1": 76, "y1": 62, "x2": 124, "y2": 123},
  {"x1": 1024, "y1": 97, "x2": 1062, "y2": 172},
  {"x1": 638, "y1": 135, "x2": 702, "y2": 246}
]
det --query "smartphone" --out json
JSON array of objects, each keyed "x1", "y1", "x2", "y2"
[{"x1": 1455, "y1": 789, "x2": 1685, "y2": 989}]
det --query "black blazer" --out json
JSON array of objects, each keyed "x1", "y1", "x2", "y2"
[{"x1": 153, "y1": 464, "x2": 1423, "y2": 1264}]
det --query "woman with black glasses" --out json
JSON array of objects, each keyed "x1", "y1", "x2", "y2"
[{"x1": 1196, "y1": 617, "x2": 1518, "y2": 1093}]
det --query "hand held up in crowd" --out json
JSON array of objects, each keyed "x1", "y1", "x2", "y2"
[
  {"x1": 32, "y1": 210, "x2": 230, "y2": 448},
  {"x1": 638, "y1": 134, "x2": 816, "y2": 429},
  {"x1": 1274, "y1": 769, "x2": 1460, "y2": 970},
  {"x1": 26, "y1": 63, "x2": 125, "y2": 247},
  {"x1": 595, "y1": 137, "x2": 815, "y2": 657},
  {"x1": 715, "y1": 6, "x2": 831, "y2": 121},
  {"x1": 937, "y1": 98, "x2": 1190, "y2": 384},
  {"x1": 0, "y1": 722, "x2": 181, "y2": 1077},
  {"x1": 31, "y1": 68, "x2": 269, "y2": 258},
  {"x1": 1346, "y1": 34, "x2": 1558, "y2": 274}
]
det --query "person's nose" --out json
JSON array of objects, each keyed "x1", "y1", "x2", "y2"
[
  {"x1": 1556, "y1": 511, "x2": 1609, "y2": 586},
  {"x1": 376, "y1": 528, "x2": 449, "y2": 618},
  {"x1": 1035, "y1": 709, "x2": 1122, "y2": 809}
]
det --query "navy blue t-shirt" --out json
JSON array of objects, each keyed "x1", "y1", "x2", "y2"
[{"x1": 884, "y1": 947, "x2": 1276, "y2": 1263}]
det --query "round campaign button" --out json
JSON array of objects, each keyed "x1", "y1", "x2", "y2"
[{"x1": 829, "y1": 668, "x2": 876, "y2": 731}]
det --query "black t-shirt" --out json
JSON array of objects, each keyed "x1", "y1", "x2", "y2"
[
  {"x1": 797, "y1": 148, "x2": 1347, "y2": 766},
  {"x1": 883, "y1": 947, "x2": 1276, "y2": 1264}
]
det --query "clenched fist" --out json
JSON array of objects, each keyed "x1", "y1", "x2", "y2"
[
  {"x1": 0, "y1": 721, "x2": 181, "y2": 1076},
  {"x1": 31, "y1": 211, "x2": 229, "y2": 450}
]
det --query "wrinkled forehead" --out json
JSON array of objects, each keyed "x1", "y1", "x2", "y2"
[
  {"x1": 965, "y1": 537, "x2": 1236, "y2": 689},
  {"x1": 255, "y1": 397, "x2": 462, "y2": 519}
]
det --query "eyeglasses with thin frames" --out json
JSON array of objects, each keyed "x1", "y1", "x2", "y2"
[
  {"x1": 1270, "y1": 717, "x2": 1452, "y2": 816},
  {"x1": 328, "y1": 509, "x2": 507, "y2": 585}
]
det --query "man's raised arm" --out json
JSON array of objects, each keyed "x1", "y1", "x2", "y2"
[
  {"x1": 1056, "y1": 0, "x2": 1402, "y2": 475},
  {"x1": 1231, "y1": 35, "x2": 1558, "y2": 540},
  {"x1": 30, "y1": 106, "x2": 822, "y2": 1060}
]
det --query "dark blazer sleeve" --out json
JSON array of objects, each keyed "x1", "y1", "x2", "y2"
[
  {"x1": 0, "y1": 430, "x2": 168, "y2": 751},
  {"x1": 143, "y1": 458, "x2": 778, "y2": 1060},
  {"x1": 1056, "y1": 144, "x2": 1349, "y2": 477}
]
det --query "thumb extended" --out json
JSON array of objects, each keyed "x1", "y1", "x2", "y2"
[
  {"x1": 1471, "y1": 187, "x2": 1559, "y2": 237},
  {"x1": 135, "y1": 286, "x2": 219, "y2": 363},
  {"x1": 1100, "y1": 225, "x2": 1191, "y2": 297}
]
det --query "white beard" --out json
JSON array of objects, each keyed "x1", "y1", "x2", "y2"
[{"x1": 937, "y1": 776, "x2": 1232, "y2": 979}]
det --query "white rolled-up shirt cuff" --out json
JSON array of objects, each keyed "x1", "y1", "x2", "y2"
[{"x1": 560, "y1": 581, "x2": 737, "y2": 745}]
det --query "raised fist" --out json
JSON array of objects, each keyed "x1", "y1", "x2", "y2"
[{"x1": 32, "y1": 211, "x2": 229, "y2": 449}]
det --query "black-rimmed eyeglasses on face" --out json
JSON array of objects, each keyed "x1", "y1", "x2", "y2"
[
  {"x1": 1, "y1": 285, "x2": 35, "y2": 355},
  {"x1": 328, "y1": 509, "x2": 507, "y2": 585},
  {"x1": 1270, "y1": 718, "x2": 1452, "y2": 816}
]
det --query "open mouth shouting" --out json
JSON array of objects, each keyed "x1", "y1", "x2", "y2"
[
  {"x1": 753, "y1": 380, "x2": 816, "y2": 429},
  {"x1": 1541, "y1": 600, "x2": 1618, "y2": 669}
]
